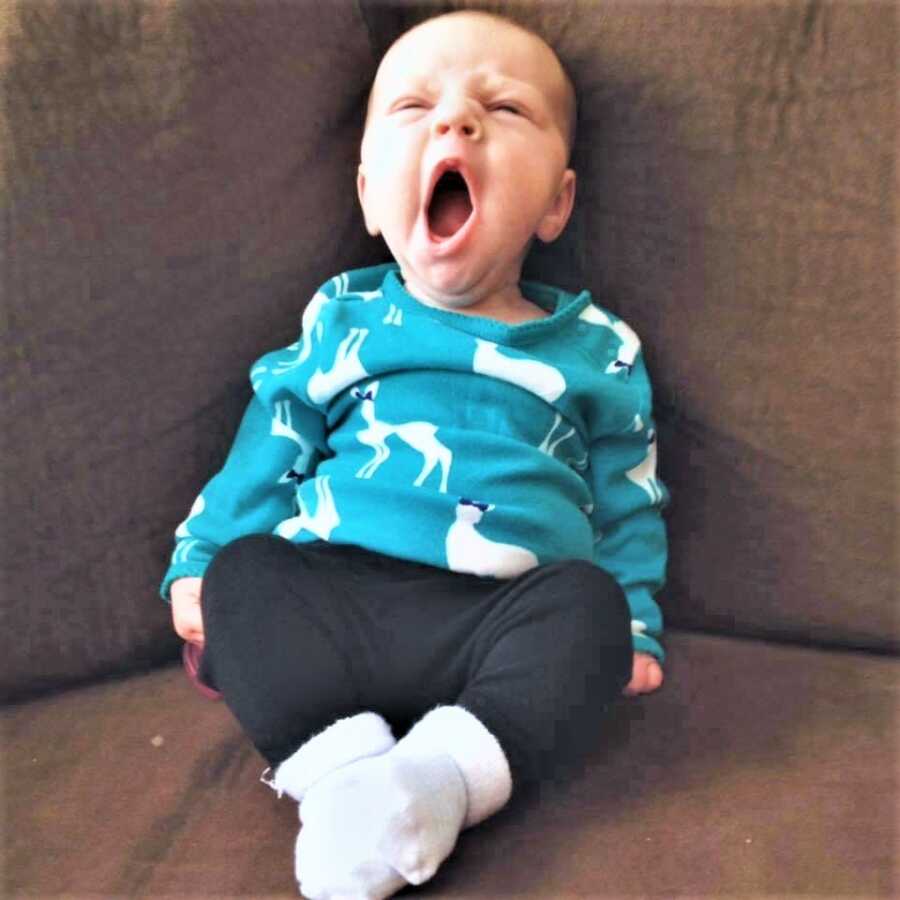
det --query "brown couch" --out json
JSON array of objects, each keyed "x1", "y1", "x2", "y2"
[{"x1": 3, "y1": 1, "x2": 897, "y2": 896}]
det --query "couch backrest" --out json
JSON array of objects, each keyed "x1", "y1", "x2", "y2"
[{"x1": 2, "y1": 0, "x2": 896, "y2": 702}]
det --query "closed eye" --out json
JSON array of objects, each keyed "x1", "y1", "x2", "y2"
[{"x1": 490, "y1": 103, "x2": 522, "y2": 115}]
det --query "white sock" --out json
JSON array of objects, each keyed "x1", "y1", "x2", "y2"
[
  {"x1": 260, "y1": 710, "x2": 397, "y2": 802},
  {"x1": 260, "y1": 711, "x2": 402, "y2": 899},
  {"x1": 295, "y1": 705, "x2": 513, "y2": 899}
]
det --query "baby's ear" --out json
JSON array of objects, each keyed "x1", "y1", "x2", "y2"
[
  {"x1": 536, "y1": 169, "x2": 576, "y2": 243},
  {"x1": 357, "y1": 165, "x2": 381, "y2": 237}
]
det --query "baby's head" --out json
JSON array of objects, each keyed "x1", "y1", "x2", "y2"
[{"x1": 357, "y1": 10, "x2": 577, "y2": 313}]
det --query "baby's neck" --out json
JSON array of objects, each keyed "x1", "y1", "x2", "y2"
[{"x1": 478, "y1": 297, "x2": 551, "y2": 324}]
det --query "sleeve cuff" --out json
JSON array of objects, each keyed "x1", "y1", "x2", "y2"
[
  {"x1": 633, "y1": 631, "x2": 666, "y2": 664},
  {"x1": 159, "y1": 562, "x2": 210, "y2": 604}
]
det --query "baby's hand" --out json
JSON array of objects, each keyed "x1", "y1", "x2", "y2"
[
  {"x1": 622, "y1": 651, "x2": 664, "y2": 697},
  {"x1": 170, "y1": 577, "x2": 205, "y2": 648}
]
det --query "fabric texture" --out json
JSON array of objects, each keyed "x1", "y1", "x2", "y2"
[{"x1": 160, "y1": 262, "x2": 669, "y2": 661}]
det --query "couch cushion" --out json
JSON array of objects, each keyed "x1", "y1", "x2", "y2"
[
  {"x1": 0, "y1": 0, "x2": 384, "y2": 701},
  {"x1": 2, "y1": 0, "x2": 896, "y2": 702},
  {"x1": 5, "y1": 632, "x2": 897, "y2": 896}
]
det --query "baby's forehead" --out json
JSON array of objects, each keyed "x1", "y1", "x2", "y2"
[{"x1": 371, "y1": 15, "x2": 567, "y2": 108}]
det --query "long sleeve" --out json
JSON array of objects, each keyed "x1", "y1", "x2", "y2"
[
  {"x1": 158, "y1": 266, "x2": 393, "y2": 603},
  {"x1": 159, "y1": 386, "x2": 328, "y2": 603},
  {"x1": 586, "y1": 352, "x2": 670, "y2": 664}
]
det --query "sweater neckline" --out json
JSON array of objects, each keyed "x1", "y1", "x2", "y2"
[{"x1": 381, "y1": 268, "x2": 592, "y2": 347}]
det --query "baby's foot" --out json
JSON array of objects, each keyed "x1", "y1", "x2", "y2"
[{"x1": 295, "y1": 748, "x2": 468, "y2": 899}]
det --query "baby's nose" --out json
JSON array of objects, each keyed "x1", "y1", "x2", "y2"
[{"x1": 432, "y1": 103, "x2": 483, "y2": 141}]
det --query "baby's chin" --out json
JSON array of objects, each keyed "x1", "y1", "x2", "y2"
[
  {"x1": 398, "y1": 254, "x2": 522, "y2": 313},
  {"x1": 401, "y1": 270, "x2": 493, "y2": 312}
]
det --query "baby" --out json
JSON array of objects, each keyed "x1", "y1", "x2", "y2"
[{"x1": 162, "y1": 9, "x2": 668, "y2": 899}]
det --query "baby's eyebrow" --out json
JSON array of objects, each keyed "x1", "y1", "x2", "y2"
[
  {"x1": 474, "y1": 73, "x2": 548, "y2": 106},
  {"x1": 393, "y1": 74, "x2": 438, "y2": 96},
  {"x1": 378, "y1": 78, "x2": 432, "y2": 111},
  {"x1": 475, "y1": 73, "x2": 516, "y2": 91}
]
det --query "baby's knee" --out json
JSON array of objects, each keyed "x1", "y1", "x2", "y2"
[
  {"x1": 545, "y1": 559, "x2": 631, "y2": 640},
  {"x1": 204, "y1": 534, "x2": 295, "y2": 599},
  {"x1": 546, "y1": 558, "x2": 625, "y2": 602},
  {"x1": 548, "y1": 561, "x2": 633, "y2": 689}
]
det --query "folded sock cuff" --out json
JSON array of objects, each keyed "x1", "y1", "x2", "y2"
[
  {"x1": 398, "y1": 705, "x2": 513, "y2": 829},
  {"x1": 268, "y1": 711, "x2": 396, "y2": 802}
]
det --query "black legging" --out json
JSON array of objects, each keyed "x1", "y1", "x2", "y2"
[{"x1": 199, "y1": 534, "x2": 633, "y2": 792}]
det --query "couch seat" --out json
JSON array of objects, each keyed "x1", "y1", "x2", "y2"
[{"x1": 5, "y1": 631, "x2": 896, "y2": 897}]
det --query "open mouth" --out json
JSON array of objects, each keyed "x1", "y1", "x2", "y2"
[{"x1": 427, "y1": 168, "x2": 474, "y2": 240}]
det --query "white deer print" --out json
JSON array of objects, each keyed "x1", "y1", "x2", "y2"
[
  {"x1": 250, "y1": 364, "x2": 268, "y2": 391},
  {"x1": 332, "y1": 272, "x2": 349, "y2": 295},
  {"x1": 172, "y1": 494, "x2": 206, "y2": 564},
  {"x1": 472, "y1": 339, "x2": 566, "y2": 403},
  {"x1": 353, "y1": 289, "x2": 384, "y2": 302},
  {"x1": 270, "y1": 290, "x2": 332, "y2": 376},
  {"x1": 271, "y1": 400, "x2": 316, "y2": 484},
  {"x1": 539, "y1": 411, "x2": 575, "y2": 456},
  {"x1": 175, "y1": 493, "x2": 205, "y2": 539},
  {"x1": 274, "y1": 475, "x2": 340, "y2": 540},
  {"x1": 538, "y1": 412, "x2": 588, "y2": 470},
  {"x1": 446, "y1": 498, "x2": 539, "y2": 578},
  {"x1": 307, "y1": 327, "x2": 371, "y2": 405},
  {"x1": 352, "y1": 381, "x2": 452, "y2": 493},
  {"x1": 626, "y1": 429, "x2": 664, "y2": 503},
  {"x1": 578, "y1": 305, "x2": 641, "y2": 377}
]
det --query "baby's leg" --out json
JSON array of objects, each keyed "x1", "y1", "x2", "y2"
[
  {"x1": 456, "y1": 559, "x2": 634, "y2": 794},
  {"x1": 200, "y1": 534, "x2": 375, "y2": 768}
]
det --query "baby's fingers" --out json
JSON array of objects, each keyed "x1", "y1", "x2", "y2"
[
  {"x1": 172, "y1": 601, "x2": 205, "y2": 648},
  {"x1": 622, "y1": 656, "x2": 664, "y2": 696},
  {"x1": 644, "y1": 660, "x2": 664, "y2": 691}
]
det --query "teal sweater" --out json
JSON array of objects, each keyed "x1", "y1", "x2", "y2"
[{"x1": 160, "y1": 263, "x2": 670, "y2": 662}]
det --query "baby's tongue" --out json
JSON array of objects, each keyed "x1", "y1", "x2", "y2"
[{"x1": 429, "y1": 188, "x2": 472, "y2": 239}]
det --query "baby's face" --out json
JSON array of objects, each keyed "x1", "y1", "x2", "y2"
[{"x1": 357, "y1": 13, "x2": 576, "y2": 311}]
